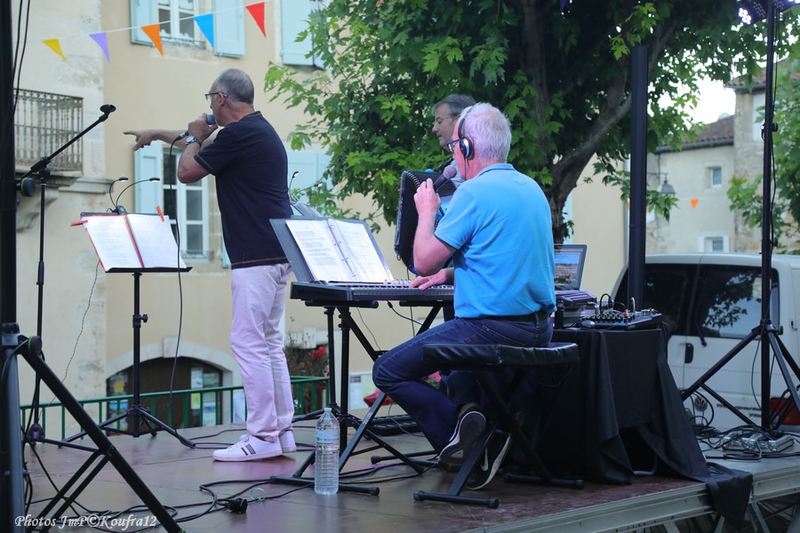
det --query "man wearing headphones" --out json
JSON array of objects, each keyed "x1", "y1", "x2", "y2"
[{"x1": 373, "y1": 103, "x2": 555, "y2": 489}]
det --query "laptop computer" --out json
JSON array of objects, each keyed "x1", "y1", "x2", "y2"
[{"x1": 554, "y1": 243, "x2": 587, "y2": 291}]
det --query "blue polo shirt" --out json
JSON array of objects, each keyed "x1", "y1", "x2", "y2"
[{"x1": 434, "y1": 163, "x2": 555, "y2": 318}]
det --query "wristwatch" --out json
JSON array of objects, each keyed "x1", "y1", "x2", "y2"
[{"x1": 185, "y1": 135, "x2": 202, "y2": 146}]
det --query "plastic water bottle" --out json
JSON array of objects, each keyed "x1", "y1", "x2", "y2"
[{"x1": 314, "y1": 407, "x2": 340, "y2": 495}]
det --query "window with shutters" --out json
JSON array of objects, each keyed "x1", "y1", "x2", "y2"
[
  {"x1": 130, "y1": 0, "x2": 245, "y2": 56},
  {"x1": 134, "y1": 144, "x2": 209, "y2": 260}
]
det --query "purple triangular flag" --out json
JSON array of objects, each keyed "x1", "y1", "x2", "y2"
[
  {"x1": 89, "y1": 32, "x2": 110, "y2": 63},
  {"x1": 194, "y1": 14, "x2": 215, "y2": 49},
  {"x1": 561, "y1": 0, "x2": 568, "y2": 11}
]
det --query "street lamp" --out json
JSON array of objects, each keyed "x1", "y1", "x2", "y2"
[{"x1": 660, "y1": 178, "x2": 676, "y2": 196}]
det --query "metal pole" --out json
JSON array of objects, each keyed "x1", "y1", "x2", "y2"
[{"x1": 628, "y1": 45, "x2": 648, "y2": 309}]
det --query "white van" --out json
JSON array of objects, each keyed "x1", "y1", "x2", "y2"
[{"x1": 612, "y1": 253, "x2": 800, "y2": 431}]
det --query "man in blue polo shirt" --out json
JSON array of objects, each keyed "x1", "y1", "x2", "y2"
[{"x1": 373, "y1": 102, "x2": 555, "y2": 489}]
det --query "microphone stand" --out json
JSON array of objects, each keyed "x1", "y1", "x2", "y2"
[{"x1": 21, "y1": 104, "x2": 116, "y2": 445}]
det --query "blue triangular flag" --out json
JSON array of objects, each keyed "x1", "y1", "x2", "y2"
[{"x1": 194, "y1": 14, "x2": 215, "y2": 49}]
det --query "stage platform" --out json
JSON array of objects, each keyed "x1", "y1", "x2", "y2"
[{"x1": 21, "y1": 419, "x2": 800, "y2": 532}]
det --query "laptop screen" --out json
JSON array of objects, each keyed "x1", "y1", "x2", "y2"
[{"x1": 554, "y1": 244, "x2": 587, "y2": 291}]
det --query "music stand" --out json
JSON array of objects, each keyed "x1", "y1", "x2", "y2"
[{"x1": 66, "y1": 213, "x2": 194, "y2": 447}]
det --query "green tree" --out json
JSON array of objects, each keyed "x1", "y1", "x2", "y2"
[
  {"x1": 728, "y1": 40, "x2": 800, "y2": 252},
  {"x1": 267, "y1": 0, "x2": 793, "y2": 242}
]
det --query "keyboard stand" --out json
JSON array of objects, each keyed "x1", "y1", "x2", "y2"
[{"x1": 271, "y1": 300, "x2": 442, "y2": 494}]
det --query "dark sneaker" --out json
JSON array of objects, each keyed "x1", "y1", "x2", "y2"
[
  {"x1": 465, "y1": 432, "x2": 511, "y2": 490},
  {"x1": 439, "y1": 408, "x2": 487, "y2": 468}
]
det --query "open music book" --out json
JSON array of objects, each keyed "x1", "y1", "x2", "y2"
[
  {"x1": 284, "y1": 218, "x2": 394, "y2": 283},
  {"x1": 79, "y1": 213, "x2": 187, "y2": 272}
]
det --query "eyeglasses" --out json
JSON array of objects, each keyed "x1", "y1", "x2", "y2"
[
  {"x1": 445, "y1": 138, "x2": 460, "y2": 154},
  {"x1": 204, "y1": 91, "x2": 228, "y2": 103}
]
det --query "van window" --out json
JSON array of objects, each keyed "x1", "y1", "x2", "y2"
[
  {"x1": 689, "y1": 265, "x2": 780, "y2": 339},
  {"x1": 615, "y1": 264, "x2": 695, "y2": 337}
]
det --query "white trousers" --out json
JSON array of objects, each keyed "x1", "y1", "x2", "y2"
[{"x1": 230, "y1": 263, "x2": 294, "y2": 442}]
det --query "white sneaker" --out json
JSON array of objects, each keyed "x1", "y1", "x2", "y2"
[
  {"x1": 238, "y1": 430, "x2": 297, "y2": 453},
  {"x1": 213, "y1": 434, "x2": 282, "y2": 462},
  {"x1": 279, "y1": 429, "x2": 297, "y2": 453}
]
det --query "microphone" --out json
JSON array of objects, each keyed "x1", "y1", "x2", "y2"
[
  {"x1": 433, "y1": 165, "x2": 457, "y2": 190},
  {"x1": 100, "y1": 104, "x2": 116, "y2": 115},
  {"x1": 112, "y1": 177, "x2": 161, "y2": 214},
  {"x1": 176, "y1": 114, "x2": 216, "y2": 141}
]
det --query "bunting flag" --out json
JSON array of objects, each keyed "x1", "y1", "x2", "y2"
[
  {"x1": 246, "y1": 2, "x2": 267, "y2": 37},
  {"x1": 560, "y1": 0, "x2": 568, "y2": 11},
  {"x1": 42, "y1": 1, "x2": 270, "y2": 61},
  {"x1": 193, "y1": 14, "x2": 215, "y2": 48},
  {"x1": 89, "y1": 32, "x2": 111, "y2": 63},
  {"x1": 141, "y1": 24, "x2": 164, "y2": 55},
  {"x1": 691, "y1": 198, "x2": 699, "y2": 209},
  {"x1": 43, "y1": 39, "x2": 67, "y2": 62}
]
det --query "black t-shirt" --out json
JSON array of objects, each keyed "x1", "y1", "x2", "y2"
[{"x1": 195, "y1": 111, "x2": 291, "y2": 269}]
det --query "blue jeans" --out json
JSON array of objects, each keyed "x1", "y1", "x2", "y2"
[{"x1": 372, "y1": 316, "x2": 552, "y2": 451}]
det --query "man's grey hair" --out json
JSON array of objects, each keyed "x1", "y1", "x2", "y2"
[
  {"x1": 216, "y1": 68, "x2": 254, "y2": 105},
  {"x1": 459, "y1": 103, "x2": 512, "y2": 162},
  {"x1": 433, "y1": 94, "x2": 476, "y2": 118}
]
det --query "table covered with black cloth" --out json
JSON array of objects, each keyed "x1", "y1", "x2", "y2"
[{"x1": 506, "y1": 327, "x2": 752, "y2": 526}]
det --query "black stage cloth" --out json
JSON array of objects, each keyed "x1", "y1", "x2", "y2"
[{"x1": 507, "y1": 328, "x2": 752, "y2": 526}]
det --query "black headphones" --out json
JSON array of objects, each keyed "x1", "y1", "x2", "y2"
[{"x1": 457, "y1": 107, "x2": 474, "y2": 160}]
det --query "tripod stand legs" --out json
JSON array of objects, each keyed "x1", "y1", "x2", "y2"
[
  {"x1": 15, "y1": 335, "x2": 181, "y2": 533},
  {"x1": 682, "y1": 322, "x2": 800, "y2": 431},
  {"x1": 64, "y1": 405, "x2": 196, "y2": 448}
]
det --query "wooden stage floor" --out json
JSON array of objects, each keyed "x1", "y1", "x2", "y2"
[{"x1": 20, "y1": 418, "x2": 800, "y2": 532}]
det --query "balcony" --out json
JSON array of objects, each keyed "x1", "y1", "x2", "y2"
[{"x1": 14, "y1": 88, "x2": 83, "y2": 174}]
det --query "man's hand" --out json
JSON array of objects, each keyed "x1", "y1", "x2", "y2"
[
  {"x1": 186, "y1": 113, "x2": 218, "y2": 141},
  {"x1": 410, "y1": 268, "x2": 450, "y2": 290},
  {"x1": 413, "y1": 178, "x2": 441, "y2": 219},
  {"x1": 123, "y1": 129, "x2": 157, "y2": 151}
]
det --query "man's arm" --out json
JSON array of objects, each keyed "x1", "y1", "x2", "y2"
[{"x1": 123, "y1": 129, "x2": 184, "y2": 151}]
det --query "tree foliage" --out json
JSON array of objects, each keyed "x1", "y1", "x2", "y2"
[{"x1": 266, "y1": 0, "x2": 789, "y2": 242}]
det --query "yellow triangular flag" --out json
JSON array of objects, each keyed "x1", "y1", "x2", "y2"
[
  {"x1": 141, "y1": 24, "x2": 164, "y2": 56},
  {"x1": 43, "y1": 39, "x2": 67, "y2": 61}
]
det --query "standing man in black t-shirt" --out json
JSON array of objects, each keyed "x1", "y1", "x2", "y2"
[{"x1": 124, "y1": 69, "x2": 296, "y2": 461}]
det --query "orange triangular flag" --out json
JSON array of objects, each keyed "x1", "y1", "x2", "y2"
[
  {"x1": 43, "y1": 39, "x2": 67, "y2": 61},
  {"x1": 690, "y1": 198, "x2": 699, "y2": 209},
  {"x1": 141, "y1": 24, "x2": 164, "y2": 55},
  {"x1": 246, "y1": 2, "x2": 267, "y2": 37}
]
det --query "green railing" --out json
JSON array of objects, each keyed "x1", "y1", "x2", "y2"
[{"x1": 20, "y1": 376, "x2": 329, "y2": 441}]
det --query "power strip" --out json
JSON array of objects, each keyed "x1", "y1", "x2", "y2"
[{"x1": 721, "y1": 434, "x2": 794, "y2": 453}]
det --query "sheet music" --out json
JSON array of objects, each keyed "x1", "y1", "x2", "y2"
[
  {"x1": 332, "y1": 220, "x2": 393, "y2": 282},
  {"x1": 82, "y1": 216, "x2": 141, "y2": 270},
  {"x1": 126, "y1": 214, "x2": 187, "y2": 269},
  {"x1": 285, "y1": 219, "x2": 355, "y2": 282}
]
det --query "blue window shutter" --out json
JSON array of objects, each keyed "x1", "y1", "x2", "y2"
[
  {"x1": 316, "y1": 152, "x2": 332, "y2": 186},
  {"x1": 214, "y1": 0, "x2": 245, "y2": 57},
  {"x1": 130, "y1": 0, "x2": 157, "y2": 46},
  {"x1": 281, "y1": 0, "x2": 314, "y2": 66},
  {"x1": 134, "y1": 143, "x2": 163, "y2": 214},
  {"x1": 221, "y1": 239, "x2": 231, "y2": 268},
  {"x1": 287, "y1": 150, "x2": 319, "y2": 192}
]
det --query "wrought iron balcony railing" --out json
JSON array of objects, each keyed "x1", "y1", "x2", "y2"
[{"x1": 14, "y1": 88, "x2": 83, "y2": 173}]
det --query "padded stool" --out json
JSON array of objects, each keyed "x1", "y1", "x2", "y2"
[{"x1": 414, "y1": 342, "x2": 584, "y2": 508}]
